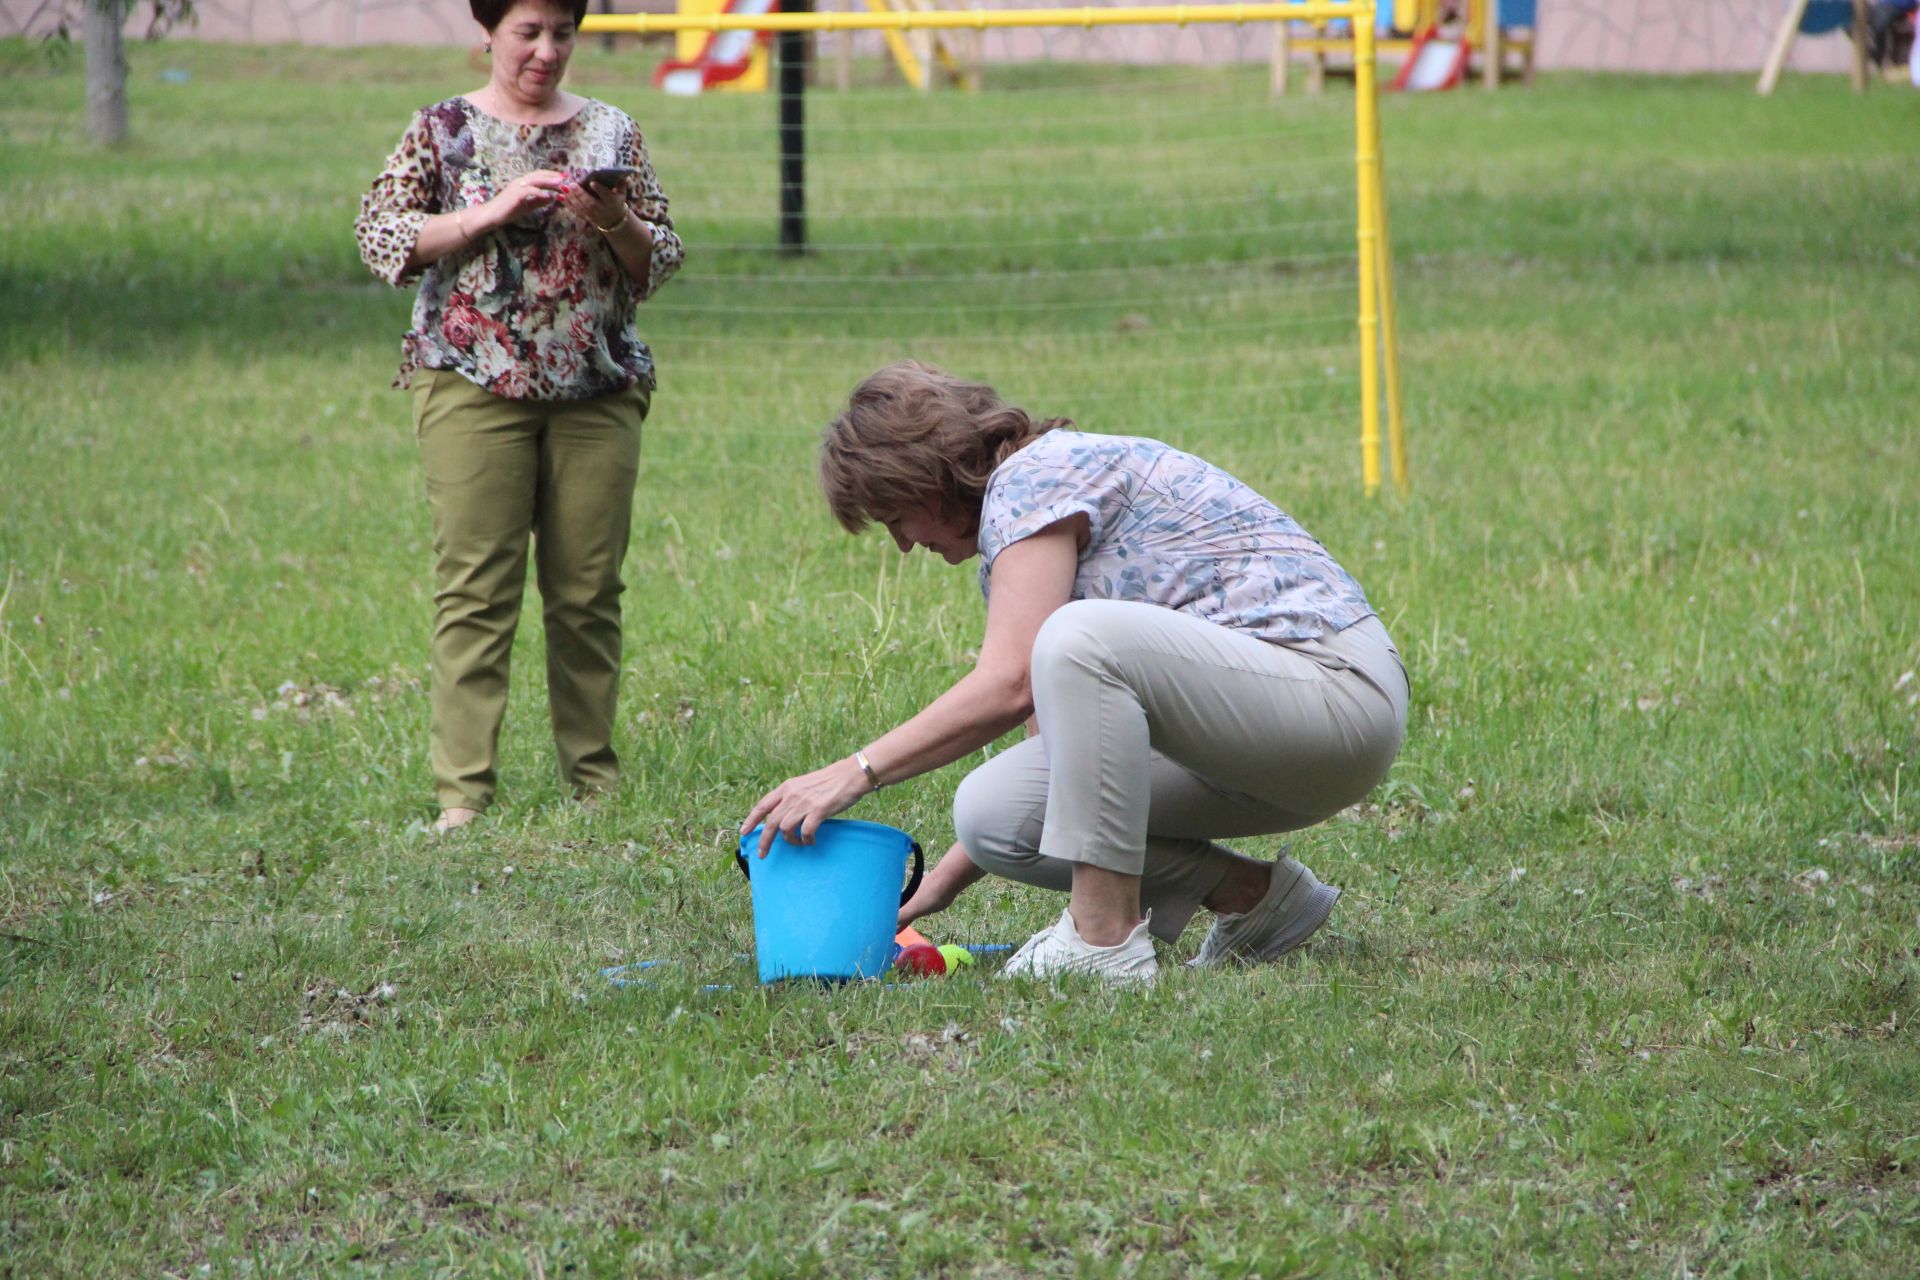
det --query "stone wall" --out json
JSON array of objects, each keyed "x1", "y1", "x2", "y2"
[
  {"x1": 1534, "y1": 0, "x2": 1852, "y2": 74},
  {"x1": 2, "y1": 0, "x2": 479, "y2": 45}
]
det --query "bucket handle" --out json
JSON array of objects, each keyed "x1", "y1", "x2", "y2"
[{"x1": 735, "y1": 834, "x2": 926, "y2": 907}]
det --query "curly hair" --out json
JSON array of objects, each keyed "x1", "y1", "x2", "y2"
[
  {"x1": 471, "y1": 0, "x2": 590, "y2": 30},
  {"x1": 819, "y1": 362, "x2": 1072, "y2": 534}
]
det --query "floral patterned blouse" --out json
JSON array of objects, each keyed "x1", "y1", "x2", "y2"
[
  {"x1": 354, "y1": 96, "x2": 684, "y2": 402},
  {"x1": 978, "y1": 431, "x2": 1375, "y2": 644}
]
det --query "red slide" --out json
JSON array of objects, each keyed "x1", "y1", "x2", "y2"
[
  {"x1": 652, "y1": 0, "x2": 781, "y2": 96},
  {"x1": 1390, "y1": 29, "x2": 1470, "y2": 92}
]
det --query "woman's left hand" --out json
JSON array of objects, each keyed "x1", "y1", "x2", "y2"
[
  {"x1": 560, "y1": 175, "x2": 629, "y2": 235},
  {"x1": 741, "y1": 758, "x2": 871, "y2": 857}
]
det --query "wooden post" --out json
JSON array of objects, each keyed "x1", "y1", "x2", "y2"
[
  {"x1": 1271, "y1": 18, "x2": 1290, "y2": 96},
  {"x1": 1758, "y1": 0, "x2": 1812, "y2": 95},
  {"x1": 1482, "y1": 0, "x2": 1500, "y2": 88},
  {"x1": 836, "y1": 0, "x2": 854, "y2": 92},
  {"x1": 1849, "y1": 0, "x2": 1870, "y2": 91},
  {"x1": 910, "y1": 26, "x2": 933, "y2": 90}
]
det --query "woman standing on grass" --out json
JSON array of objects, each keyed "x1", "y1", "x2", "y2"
[
  {"x1": 743, "y1": 363, "x2": 1408, "y2": 985},
  {"x1": 355, "y1": 0, "x2": 682, "y2": 832}
]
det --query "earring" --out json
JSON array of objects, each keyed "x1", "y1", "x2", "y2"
[{"x1": 482, "y1": 40, "x2": 492, "y2": 53}]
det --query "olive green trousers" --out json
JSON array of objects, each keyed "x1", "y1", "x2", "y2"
[{"x1": 410, "y1": 369, "x2": 649, "y2": 813}]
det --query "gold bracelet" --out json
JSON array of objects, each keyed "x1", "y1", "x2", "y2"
[
  {"x1": 854, "y1": 748, "x2": 882, "y2": 792},
  {"x1": 454, "y1": 208, "x2": 470, "y2": 240},
  {"x1": 591, "y1": 209, "x2": 627, "y2": 235}
]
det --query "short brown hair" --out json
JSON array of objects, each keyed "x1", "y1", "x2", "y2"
[
  {"x1": 819, "y1": 362, "x2": 1071, "y2": 534},
  {"x1": 471, "y1": 0, "x2": 590, "y2": 31}
]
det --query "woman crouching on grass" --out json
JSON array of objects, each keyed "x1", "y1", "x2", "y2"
[{"x1": 742, "y1": 362, "x2": 1409, "y2": 985}]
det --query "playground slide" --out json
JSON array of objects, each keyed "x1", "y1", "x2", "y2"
[
  {"x1": 654, "y1": 0, "x2": 780, "y2": 96},
  {"x1": 1391, "y1": 30, "x2": 1469, "y2": 91}
]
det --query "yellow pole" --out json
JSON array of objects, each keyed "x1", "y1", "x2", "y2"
[
  {"x1": 1368, "y1": 41, "x2": 1408, "y2": 493},
  {"x1": 1353, "y1": 12, "x2": 1383, "y2": 498}
]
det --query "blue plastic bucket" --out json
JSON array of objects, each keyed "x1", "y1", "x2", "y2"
[{"x1": 735, "y1": 819, "x2": 924, "y2": 984}]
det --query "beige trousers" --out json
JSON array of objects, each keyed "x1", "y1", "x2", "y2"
[
  {"x1": 411, "y1": 369, "x2": 649, "y2": 813},
  {"x1": 954, "y1": 603, "x2": 1408, "y2": 941}
]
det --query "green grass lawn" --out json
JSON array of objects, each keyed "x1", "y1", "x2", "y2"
[{"x1": 2, "y1": 35, "x2": 1917, "y2": 1278}]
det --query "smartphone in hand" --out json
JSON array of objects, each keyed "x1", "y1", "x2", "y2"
[{"x1": 579, "y1": 165, "x2": 638, "y2": 190}]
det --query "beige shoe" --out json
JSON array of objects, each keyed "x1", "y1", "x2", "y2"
[
  {"x1": 1188, "y1": 855, "x2": 1340, "y2": 967},
  {"x1": 1000, "y1": 909, "x2": 1159, "y2": 986}
]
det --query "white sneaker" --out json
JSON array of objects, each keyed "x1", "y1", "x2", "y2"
[
  {"x1": 999, "y1": 909, "x2": 1159, "y2": 985},
  {"x1": 1188, "y1": 855, "x2": 1340, "y2": 967}
]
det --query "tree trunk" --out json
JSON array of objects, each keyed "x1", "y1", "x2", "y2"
[{"x1": 85, "y1": 1, "x2": 128, "y2": 146}]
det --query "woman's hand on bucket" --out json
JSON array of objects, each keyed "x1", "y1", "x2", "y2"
[{"x1": 741, "y1": 757, "x2": 872, "y2": 856}]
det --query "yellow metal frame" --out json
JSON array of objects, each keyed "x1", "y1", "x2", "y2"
[
  {"x1": 595, "y1": 3, "x2": 1379, "y2": 34},
  {"x1": 864, "y1": 0, "x2": 935, "y2": 88},
  {"x1": 584, "y1": 2, "x2": 1408, "y2": 496},
  {"x1": 864, "y1": 0, "x2": 983, "y2": 91}
]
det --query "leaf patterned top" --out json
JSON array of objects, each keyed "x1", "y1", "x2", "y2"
[
  {"x1": 354, "y1": 96, "x2": 684, "y2": 402},
  {"x1": 977, "y1": 432, "x2": 1374, "y2": 644}
]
